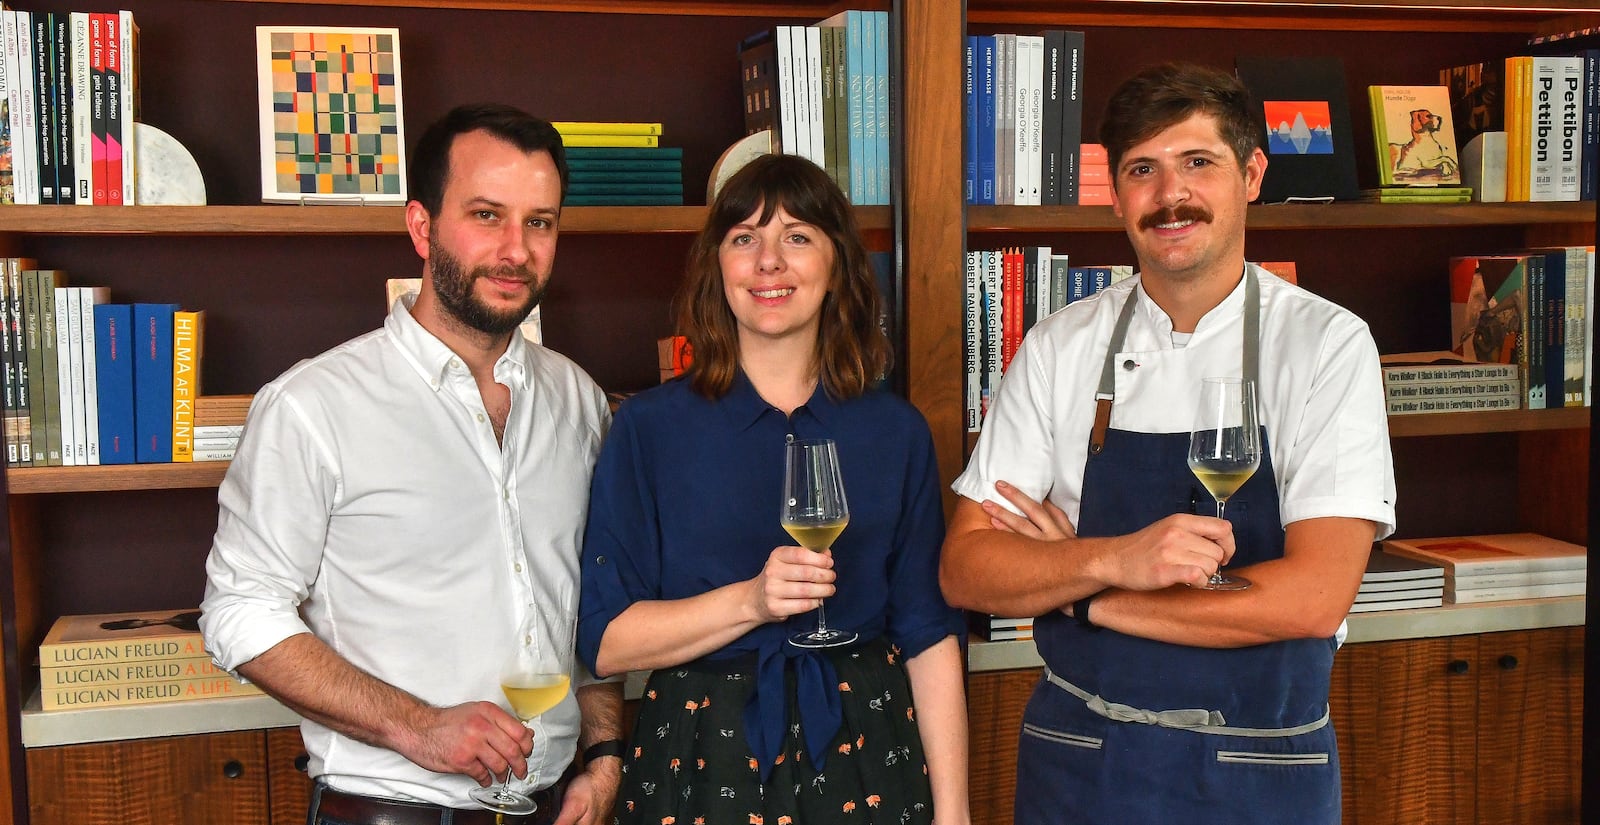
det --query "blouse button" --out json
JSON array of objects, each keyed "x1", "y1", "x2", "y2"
[{"x1": 596, "y1": 556, "x2": 608, "y2": 566}]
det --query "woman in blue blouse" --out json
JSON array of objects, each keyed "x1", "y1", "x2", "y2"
[{"x1": 577, "y1": 154, "x2": 969, "y2": 825}]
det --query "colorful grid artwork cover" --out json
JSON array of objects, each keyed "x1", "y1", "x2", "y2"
[{"x1": 255, "y1": 26, "x2": 406, "y2": 204}]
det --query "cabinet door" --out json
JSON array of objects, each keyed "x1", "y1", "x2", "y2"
[
  {"x1": 266, "y1": 726, "x2": 314, "y2": 825},
  {"x1": 967, "y1": 669, "x2": 1040, "y2": 825},
  {"x1": 1331, "y1": 636, "x2": 1479, "y2": 825},
  {"x1": 1474, "y1": 627, "x2": 1583, "y2": 825},
  {"x1": 26, "y1": 730, "x2": 269, "y2": 825}
]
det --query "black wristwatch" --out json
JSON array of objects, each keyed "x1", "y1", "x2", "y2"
[
  {"x1": 1073, "y1": 593, "x2": 1100, "y2": 631},
  {"x1": 583, "y1": 739, "x2": 625, "y2": 763}
]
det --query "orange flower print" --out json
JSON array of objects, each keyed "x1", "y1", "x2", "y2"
[
  {"x1": 855, "y1": 734, "x2": 865, "y2": 748},
  {"x1": 838, "y1": 681, "x2": 852, "y2": 692},
  {"x1": 748, "y1": 815, "x2": 765, "y2": 825},
  {"x1": 837, "y1": 742, "x2": 852, "y2": 755},
  {"x1": 700, "y1": 696, "x2": 712, "y2": 709},
  {"x1": 866, "y1": 795, "x2": 882, "y2": 808},
  {"x1": 777, "y1": 818, "x2": 794, "y2": 825},
  {"x1": 695, "y1": 819, "x2": 706, "y2": 825},
  {"x1": 748, "y1": 757, "x2": 760, "y2": 771},
  {"x1": 842, "y1": 801, "x2": 857, "y2": 813},
  {"x1": 647, "y1": 690, "x2": 657, "y2": 700},
  {"x1": 774, "y1": 753, "x2": 786, "y2": 765},
  {"x1": 685, "y1": 700, "x2": 700, "y2": 712},
  {"x1": 635, "y1": 746, "x2": 644, "y2": 758},
  {"x1": 669, "y1": 758, "x2": 681, "y2": 775},
  {"x1": 906, "y1": 707, "x2": 915, "y2": 721},
  {"x1": 697, "y1": 758, "x2": 707, "y2": 770},
  {"x1": 660, "y1": 818, "x2": 675, "y2": 824}
]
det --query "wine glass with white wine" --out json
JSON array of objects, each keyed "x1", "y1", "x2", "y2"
[
  {"x1": 1186, "y1": 377, "x2": 1260, "y2": 591},
  {"x1": 782, "y1": 437, "x2": 858, "y2": 648},
  {"x1": 467, "y1": 632, "x2": 572, "y2": 815}
]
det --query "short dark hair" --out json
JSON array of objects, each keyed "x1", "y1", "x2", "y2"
[
  {"x1": 1099, "y1": 62, "x2": 1260, "y2": 178},
  {"x1": 408, "y1": 103, "x2": 569, "y2": 216},
  {"x1": 676, "y1": 153, "x2": 889, "y2": 400}
]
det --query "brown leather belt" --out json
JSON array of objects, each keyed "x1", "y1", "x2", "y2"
[{"x1": 311, "y1": 783, "x2": 562, "y2": 825}]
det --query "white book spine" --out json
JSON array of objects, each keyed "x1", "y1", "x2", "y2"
[
  {"x1": 774, "y1": 26, "x2": 797, "y2": 157},
  {"x1": 70, "y1": 12, "x2": 90, "y2": 204},
  {"x1": 1564, "y1": 246, "x2": 1586, "y2": 406},
  {"x1": 1554, "y1": 56, "x2": 1582, "y2": 202},
  {"x1": 191, "y1": 446, "x2": 236, "y2": 462},
  {"x1": 1021, "y1": 35, "x2": 1044, "y2": 206},
  {"x1": 804, "y1": 24, "x2": 825, "y2": 171},
  {"x1": 787, "y1": 26, "x2": 811, "y2": 163},
  {"x1": 54, "y1": 287, "x2": 78, "y2": 466},
  {"x1": 964, "y1": 251, "x2": 981, "y2": 432},
  {"x1": 983, "y1": 250, "x2": 1003, "y2": 419},
  {"x1": 193, "y1": 424, "x2": 245, "y2": 439},
  {"x1": 1529, "y1": 56, "x2": 1561, "y2": 202},
  {"x1": 118, "y1": 10, "x2": 135, "y2": 205},
  {"x1": 12, "y1": 10, "x2": 36, "y2": 204},
  {"x1": 1034, "y1": 244, "x2": 1052, "y2": 324},
  {"x1": 1012, "y1": 36, "x2": 1031, "y2": 205},
  {"x1": 79, "y1": 286, "x2": 107, "y2": 464},
  {"x1": 65, "y1": 287, "x2": 88, "y2": 463}
]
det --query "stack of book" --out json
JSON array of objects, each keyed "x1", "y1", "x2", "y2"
[
  {"x1": 38, "y1": 609, "x2": 260, "y2": 711},
  {"x1": 1360, "y1": 186, "x2": 1473, "y2": 204},
  {"x1": 1078, "y1": 143, "x2": 1111, "y2": 205},
  {"x1": 191, "y1": 394, "x2": 251, "y2": 462},
  {"x1": 1380, "y1": 351, "x2": 1522, "y2": 416},
  {"x1": 557, "y1": 123, "x2": 683, "y2": 207},
  {"x1": 1382, "y1": 533, "x2": 1587, "y2": 604},
  {"x1": 1351, "y1": 548, "x2": 1444, "y2": 613},
  {"x1": 968, "y1": 612, "x2": 1033, "y2": 642}
]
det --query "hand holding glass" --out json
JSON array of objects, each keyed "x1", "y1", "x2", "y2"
[
  {"x1": 782, "y1": 438, "x2": 857, "y2": 648},
  {"x1": 1186, "y1": 377, "x2": 1259, "y2": 591},
  {"x1": 467, "y1": 642, "x2": 572, "y2": 815}
]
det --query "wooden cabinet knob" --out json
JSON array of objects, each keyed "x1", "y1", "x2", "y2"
[
  {"x1": 222, "y1": 760, "x2": 244, "y2": 779},
  {"x1": 1446, "y1": 659, "x2": 1470, "y2": 675},
  {"x1": 1498, "y1": 654, "x2": 1519, "y2": 670},
  {"x1": 294, "y1": 753, "x2": 310, "y2": 773}
]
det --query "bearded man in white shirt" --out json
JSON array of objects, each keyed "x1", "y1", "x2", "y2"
[{"x1": 200, "y1": 103, "x2": 622, "y2": 825}]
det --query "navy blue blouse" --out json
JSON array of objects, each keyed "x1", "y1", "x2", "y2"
[{"x1": 577, "y1": 372, "x2": 960, "y2": 775}]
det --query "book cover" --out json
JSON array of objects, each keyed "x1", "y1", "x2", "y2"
[
  {"x1": 34, "y1": 269, "x2": 65, "y2": 465},
  {"x1": 78, "y1": 286, "x2": 108, "y2": 463},
  {"x1": 32, "y1": 13, "x2": 54, "y2": 203},
  {"x1": 1348, "y1": 596, "x2": 1443, "y2": 613},
  {"x1": 256, "y1": 27, "x2": 406, "y2": 204},
  {"x1": 42, "y1": 674, "x2": 261, "y2": 711},
  {"x1": 53, "y1": 286, "x2": 78, "y2": 465},
  {"x1": 88, "y1": 11, "x2": 105, "y2": 204},
  {"x1": 1381, "y1": 349, "x2": 1521, "y2": 383},
  {"x1": 1235, "y1": 56, "x2": 1360, "y2": 202},
  {"x1": 825, "y1": 20, "x2": 850, "y2": 194},
  {"x1": 1369, "y1": 84, "x2": 1462, "y2": 186},
  {"x1": 103, "y1": 9, "x2": 119, "y2": 204},
  {"x1": 194, "y1": 394, "x2": 254, "y2": 427},
  {"x1": 69, "y1": 12, "x2": 89, "y2": 204},
  {"x1": 1382, "y1": 533, "x2": 1587, "y2": 576},
  {"x1": 52, "y1": 13, "x2": 72, "y2": 204},
  {"x1": 1447, "y1": 580, "x2": 1584, "y2": 604},
  {"x1": 975, "y1": 34, "x2": 996, "y2": 205},
  {"x1": 170, "y1": 309, "x2": 203, "y2": 461},
  {"x1": 118, "y1": 9, "x2": 136, "y2": 205},
  {"x1": 1386, "y1": 393, "x2": 1520, "y2": 415},
  {"x1": 551, "y1": 121, "x2": 663, "y2": 136},
  {"x1": 0, "y1": 12, "x2": 15, "y2": 205},
  {"x1": 12, "y1": 10, "x2": 39, "y2": 205},
  {"x1": 963, "y1": 251, "x2": 981, "y2": 432},
  {"x1": 132, "y1": 302, "x2": 176, "y2": 462},
  {"x1": 1450, "y1": 255, "x2": 1528, "y2": 367},
  {"x1": 6, "y1": 256, "x2": 33, "y2": 464},
  {"x1": 1441, "y1": 59, "x2": 1505, "y2": 149},
  {"x1": 1354, "y1": 584, "x2": 1443, "y2": 600},
  {"x1": 1448, "y1": 567, "x2": 1586, "y2": 589},
  {"x1": 1362, "y1": 547, "x2": 1445, "y2": 583},
  {"x1": 38, "y1": 609, "x2": 207, "y2": 666},
  {"x1": 93, "y1": 302, "x2": 134, "y2": 464},
  {"x1": 41, "y1": 654, "x2": 226, "y2": 689}
]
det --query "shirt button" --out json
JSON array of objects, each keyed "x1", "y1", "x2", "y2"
[
  {"x1": 515, "y1": 563, "x2": 523, "y2": 573},
  {"x1": 525, "y1": 635, "x2": 532, "y2": 646},
  {"x1": 1123, "y1": 359, "x2": 1137, "y2": 371},
  {"x1": 476, "y1": 413, "x2": 486, "y2": 423}
]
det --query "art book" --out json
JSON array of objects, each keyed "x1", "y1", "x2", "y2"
[
  {"x1": 1368, "y1": 85, "x2": 1462, "y2": 186},
  {"x1": 1449, "y1": 256, "x2": 1528, "y2": 366},
  {"x1": 1382, "y1": 533, "x2": 1586, "y2": 576},
  {"x1": 1234, "y1": 56, "x2": 1360, "y2": 202},
  {"x1": 38, "y1": 609, "x2": 207, "y2": 666},
  {"x1": 256, "y1": 26, "x2": 406, "y2": 204}
]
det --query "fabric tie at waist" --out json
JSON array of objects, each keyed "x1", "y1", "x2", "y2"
[
  {"x1": 1045, "y1": 666, "x2": 1330, "y2": 737},
  {"x1": 745, "y1": 638, "x2": 842, "y2": 781}
]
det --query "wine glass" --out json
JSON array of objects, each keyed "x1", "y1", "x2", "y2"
[
  {"x1": 467, "y1": 638, "x2": 572, "y2": 815},
  {"x1": 1186, "y1": 377, "x2": 1260, "y2": 591},
  {"x1": 782, "y1": 437, "x2": 858, "y2": 648}
]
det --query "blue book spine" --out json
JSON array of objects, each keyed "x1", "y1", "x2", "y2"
[
  {"x1": 964, "y1": 36, "x2": 977, "y2": 205},
  {"x1": 94, "y1": 303, "x2": 135, "y2": 464},
  {"x1": 844, "y1": 11, "x2": 867, "y2": 204},
  {"x1": 1068, "y1": 267, "x2": 1089, "y2": 303},
  {"x1": 1089, "y1": 266, "x2": 1113, "y2": 296},
  {"x1": 1583, "y1": 50, "x2": 1598, "y2": 201},
  {"x1": 132, "y1": 302, "x2": 177, "y2": 462},
  {"x1": 872, "y1": 11, "x2": 890, "y2": 205},
  {"x1": 976, "y1": 36, "x2": 997, "y2": 206}
]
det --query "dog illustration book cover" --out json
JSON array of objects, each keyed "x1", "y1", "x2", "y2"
[
  {"x1": 1369, "y1": 85, "x2": 1462, "y2": 186},
  {"x1": 1235, "y1": 56, "x2": 1360, "y2": 202}
]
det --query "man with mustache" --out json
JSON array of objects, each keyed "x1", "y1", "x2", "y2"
[
  {"x1": 200, "y1": 104, "x2": 622, "y2": 825},
  {"x1": 940, "y1": 63, "x2": 1395, "y2": 823}
]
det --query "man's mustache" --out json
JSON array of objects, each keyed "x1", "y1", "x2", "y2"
[{"x1": 1138, "y1": 205, "x2": 1213, "y2": 230}]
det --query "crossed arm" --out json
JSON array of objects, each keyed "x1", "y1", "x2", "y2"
[{"x1": 939, "y1": 483, "x2": 1377, "y2": 647}]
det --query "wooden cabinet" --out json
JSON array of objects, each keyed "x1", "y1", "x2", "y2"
[
  {"x1": 23, "y1": 727, "x2": 310, "y2": 825},
  {"x1": 1331, "y1": 627, "x2": 1583, "y2": 825}
]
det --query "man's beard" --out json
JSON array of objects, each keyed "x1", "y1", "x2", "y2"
[
  {"x1": 428, "y1": 240, "x2": 546, "y2": 336},
  {"x1": 1138, "y1": 203, "x2": 1213, "y2": 231}
]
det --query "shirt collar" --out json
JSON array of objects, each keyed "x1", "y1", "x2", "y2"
[
  {"x1": 384, "y1": 294, "x2": 532, "y2": 391},
  {"x1": 723, "y1": 369, "x2": 840, "y2": 430},
  {"x1": 1132, "y1": 263, "x2": 1250, "y2": 344}
]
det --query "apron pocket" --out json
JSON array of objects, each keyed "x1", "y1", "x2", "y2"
[
  {"x1": 1022, "y1": 722, "x2": 1103, "y2": 751},
  {"x1": 1216, "y1": 750, "x2": 1329, "y2": 766}
]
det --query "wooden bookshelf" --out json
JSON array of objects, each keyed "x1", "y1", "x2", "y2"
[
  {"x1": 1388, "y1": 407, "x2": 1591, "y2": 438},
  {"x1": 3, "y1": 464, "x2": 232, "y2": 495},
  {"x1": 970, "y1": 201, "x2": 1596, "y2": 232}
]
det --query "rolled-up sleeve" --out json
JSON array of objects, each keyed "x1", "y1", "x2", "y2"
[
  {"x1": 199, "y1": 386, "x2": 340, "y2": 675},
  {"x1": 576, "y1": 408, "x2": 661, "y2": 678},
  {"x1": 884, "y1": 422, "x2": 962, "y2": 659}
]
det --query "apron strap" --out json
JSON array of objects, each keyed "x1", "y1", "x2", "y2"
[{"x1": 1089, "y1": 266, "x2": 1262, "y2": 456}]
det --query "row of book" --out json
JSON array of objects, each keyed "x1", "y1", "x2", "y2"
[
  {"x1": 1447, "y1": 246, "x2": 1595, "y2": 411},
  {"x1": 1380, "y1": 352, "x2": 1522, "y2": 418},
  {"x1": 0, "y1": 5, "x2": 140, "y2": 206},
  {"x1": 962, "y1": 31, "x2": 1086, "y2": 206},
  {"x1": 1381, "y1": 533, "x2": 1586, "y2": 605},
  {"x1": 563, "y1": 142, "x2": 683, "y2": 207},
  {"x1": 38, "y1": 609, "x2": 258, "y2": 711},
  {"x1": 738, "y1": 10, "x2": 892, "y2": 206}
]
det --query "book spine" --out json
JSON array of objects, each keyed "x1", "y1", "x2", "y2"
[
  {"x1": 13, "y1": 10, "x2": 38, "y2": 205},
  {"x1": 964, "y1": 36, "x2": 976, "y2": 204},
  {"x1": 1526, "y1": 254, "x2": 1545, "y2": 408},
  {"x1": 964, "y1": 251, "x2": 981, "y2": 432},
  {"x1": 42, "y1": 674, "x2": 262, "y2": 710},
  {"x1": 171, "y1": 309, "x2": 203, "y2": 461},
  {"x1": 1, "y1": 12, "x2": 23, "y2": 205},
  {"x1": 70, "y1": 12, "x2": 89, "y2": 204},
  {"x1": 1582, "y1": 51, "x2": 1598, "y2": 202},
  {"x1": 132, "y1": 303, "x2": 175, "y2": 462},
  {"x1": 1039, "y1": 31, "x2": 1063, "y2": 206},
  {"x1": 190, "y1": 446, "x2": 236, "y2": 462},
  {"x1": 40, "y1": 655, "x2": 227, "y2": 688},
  {"x1": 1012, "y1": 36, "x2": 1032, "y2": 206},
  {"x1": 191, "y1": 436, "x2": 238, "y2": 451},
  {"x1": 1386, "y1": 393, "x2": 1521, "y2": 415},
  {"x1": 0, "y1": 265, "x2": 11, "y2": 465},
  {"x1": 818, "y1": 25, "x2": 838, "y2": 186},
  {"x1": 1384, "y1": 378, "x2": 1521, "y2": 400},
  {"x1": 103, "y1": 12, "x2": 121, "y2": 205},
  {"x1": 53, "y1": 286, "x2": 77, "y2": 465},
  {"x1": 7, "y1": 259, "x2": 31, "y2": 465},
  {"x1": 828, "y1": 20, "x2": 849, "y2": 198},
  {"x1": 994, "y1": 34, "x2": 1012, "y2": 205},
  {"x1": 983, "y1": 251, "x2": 1002, "y2": 418},
  {"x1": 1564, "y1": 246, "x2": 1587, "y2": 406},
  {"x1": 88, "y1": 12, "x2": 105, "y2": 204},
  {"x1": 805, "y1": 24, "x2": 825, "y2": 173},
  {"x1": 1382, "y1": 363, "x2": 1519, "y2": 382},
  {"x1": 52, "y1": 13, "x2": 72, "y2": 204},
  {"x1": 1032, "y1": 244, "x2": 1052, "y2": 327},
  {"x1": 871, "y1": 10, "x2": 888, "y2": 205},
  {"x1": 1555, "y1": 57, "x2": 1582, "y2": 201},
  {"x1": 550, "y1": 121, "x2": 664, "y2": 136},
  {"x1": 39, "y1": 633, "x2": 208, "y2": 667},
  {"x1": 93, "y1": 303, "x2": 134, "y2": 464},
  {"x1": 1544, "y1": 249, "x2": 1566, "y2": 411},
  {"x1": 193, "y1": 424, "x2": 244, "y2": 440},
  {"x1": 1448, "y1": 580, "x2": 1585, "y2": 603},
  {"x1": 1049, "y1": 254, "x2": 1070, "y2": 315},
  {"x1": 1449, "y1": 569, "x2": 1587, "y2": 588},
  {"x1": 1530, "y1": 57, "x2": 1561, "y2": 201},
  {"x1": 35, "y1": 271, "x2": 63, "y2": 465},
  {"x1": 858, "y1": 14, "x2": 879, "y2": 204},
  {"x1": 79, "y1": 287, "x2": 107, "y2": 464},
  {"x1": 119, "y1": 10, "x2": 136, "y2": 205},
  {"x1": 975, "y1": 36, "x2": 996, "y2": 206},
  {"x1": 33, "y1": 13, "x2": 53, "y2": 203}
]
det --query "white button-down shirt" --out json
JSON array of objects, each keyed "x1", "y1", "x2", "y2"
[{"x1": 201, "y1": 297, "x2": 610, "y2": 806}]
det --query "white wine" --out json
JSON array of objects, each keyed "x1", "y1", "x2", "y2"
[
  {"x1": 1190, "y1": 466, "x2": 1255, "y2": 502},
  {"x1": 501, "y1": 673, "x2": 571, "y2": 720},
  {"x1": 783, "y1": 518, "x2": 849, "y2": 550}
]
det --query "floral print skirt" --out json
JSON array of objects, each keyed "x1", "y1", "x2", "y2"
[{"x1": 615, "y1": 638, "x2": 934, "y2": 825}]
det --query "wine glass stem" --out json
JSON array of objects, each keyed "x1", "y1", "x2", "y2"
[
  {"x1": 816, "y1": 599, "x2": 831, "y2": 635},
  {"x1": 1216, "y1": 499, "x2": 1228, "y2": 520}
]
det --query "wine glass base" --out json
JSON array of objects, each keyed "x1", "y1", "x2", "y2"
[
  {"x1": 788, "y1": 629, "x2": 859, "y2": 649},
  {"x1": 467, "y1": 786, "x2": 538, "y2": 815},
  {"x1": 1199, "y1": 574, "x2": 1252, "y2": 591}
]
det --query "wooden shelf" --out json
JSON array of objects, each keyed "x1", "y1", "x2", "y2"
[
  {"x1": 1387, "y1": 406, "x2": 1590, "y2": 437},
  {"x1": 4, "y1": 462, "x2": 230, "y2": 494},
  {"x1": 969, "y1": 0, "x2": 1597, "y2": 32},
  {"x1": 0, "y1": 205, "x2": 895, "y2": 236},
  {"x1": 215, "y1": 0, "x2": 885, "y2": 16},
  {"x1": 969, "y1": 201, "x2": 1598, "y2": 232}
]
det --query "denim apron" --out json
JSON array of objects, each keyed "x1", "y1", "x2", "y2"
[{"x1": 1014, "y1": 268, "x2": 1341, "y2": 824}]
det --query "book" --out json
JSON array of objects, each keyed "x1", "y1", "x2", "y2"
[
  {"x1": 386, "y1": 277, "x2": 540, "y2": 344},
  {"x1": 1449, "y1": 567, "x2": 1586, "y2": 589},
  {"x1": 1459, "y1": 131, "x2": 1507, "y2": 202},
  {"x1": 194, "y1": 394, "x2": 253, "y2": 427},
  {"x1": 118, "y1": 9, "x2": 136, "y2": 206},
  {"x1": 1449, "y1": 255, "x2": 1529, "y2": 367},
  {"x1": 92, "y1": 303, "x2": 133, "y2": 464},
  {"x1": 1441, "y1": 59, "x2": 1505, "y2": 150},
  {"x1": 41, "y1": 654, "x2": 226, "y2": 689},
  {"x1": 1381, "y1": 350, "x2": 1520, "y2": 383},
  {"x1": 1359, "y1": 187, "x2": 1472, "y2": 203},
  {"x1": 1386, "y1": 393, "x2": 1519, "y2": 415},
  {"x1": 42, "y1": 674, "x2": 261, "y2": 710},
  {"x1": 1355, "y1": 585, "x2": 1443, "y2": 601},
  {"x1": 69, "y1": 12, "x2": 89, "y2": 204},
  {"x1": 564, "y1": 146, "x2": 682, "y2": 161},
  {"x1": 1349, "y1": 595, "x2": 1444, "y2": 613},
  {"x1": 53, "y1": 286, "x2": 77, "y2": 465},
  {"x1": 1236, "y1": 56, "x2": 1361, "y2": 202},
  {"x1": 1369, "y1": 85, "x2": 1462, "y2": 186},
  {"x1": 131, "y1": 302, "x2": 177, "y2": 462},
  {"x1": 559, "y1": 132, "x2": 659, "y2": 148},
  {"x1": 32, "y1": 269, "x2": 66, "y2": 465},
  {"x1": 103, "y1": 9, "x2": 120, "y2": 204},
  {"x1": 551, "y1": 121, "x2": 663, "y2": 136},
  {"x1": 1528, "y1": 55, "x2": 1582, "y2": 202},
  {"x1": 1382, "y1": 532, "x2": 1587, "y2": 576},
  {"x1": 1362, "y1": 547, "x2": 1446, "y2": 584},
  {"x1": 1448, "y1": 581, "x2": 1584, "y2": 604},
  {"x1": 77, "y1": 285, "x2": 108, "y2": 464},
  {"x1": 170, "y1": 309, "x2": 203, "y2": 461},
  {"x1": 38, "y1": 609, "x2": 207, "y2": 666}
]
